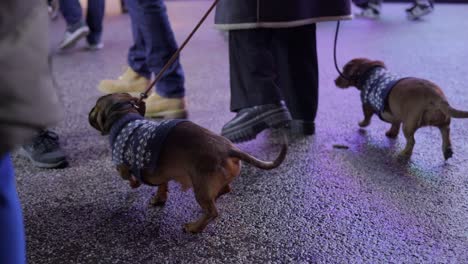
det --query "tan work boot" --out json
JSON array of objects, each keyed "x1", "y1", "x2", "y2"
[
  {"x1": 98, "y1": 67, "x2": 150, "y2": 96},
  {"x1": 145, "y1": 93, "x2": 188, "y2": 119}
]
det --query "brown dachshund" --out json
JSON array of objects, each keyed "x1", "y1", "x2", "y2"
[
  {"x1": 89, "y1": 93, "x2": 287, "y2": 233},
  {"x1": 335, "y1": 58, "x2": 468, "y2": 160}
]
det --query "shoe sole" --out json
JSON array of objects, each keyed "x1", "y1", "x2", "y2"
[
  {"x1": 222, "y1": 108, "x2": 292, "y2": 143},
  {"x1": 59, "y1": 27, "x2": 90, "y2": 50},
  {"x1": 17, "y1": 148, "x2": 68, "y2": 169},
  {"x1": 145, "y1": 109, "x2": 188, "y2": 119}
]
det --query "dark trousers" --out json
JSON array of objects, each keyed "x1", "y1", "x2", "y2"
[
  {"x1": 59, "y1": 0, "x2": 105, "y2": 44},
  {"x1": 125, "y1": 0, "x2": 185, "y2": 98},
  {"x1": 229, "y1": 24, "x2": 319, "y2": 122},
  {"x1": 0, "y1": 154, "x2": 26, "y2": 264}
]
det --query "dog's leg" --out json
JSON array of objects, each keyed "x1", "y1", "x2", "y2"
[
  {"x1": 399, "y1": 121, "x2": 418, "y2": 158},
  {"x1": 439, "y1": 125, "x2": 453, "y2": 160},
  {"x1": 184, "y1": 192, "x2": 218, "y2": 233},
  {"x1": 216, "y1": 185, "x2": 231, "y2": 200},
  {"x1": 386, "y1": 122, "x2": 401, "y2": 138},
  {"x1": 359, "y1": 104, "x2": 374, "y2": 127},
  {"x1": 149, "y1": 182, "x2": 169, "y2": 206}
]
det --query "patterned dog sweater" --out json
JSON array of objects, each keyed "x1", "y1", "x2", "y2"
[
  {"x1": 358, "y1": 67, "x2": 406, "y2": 115},
  {"x1": 109, "y1": 113, "x2": 186, "y2": 183}
]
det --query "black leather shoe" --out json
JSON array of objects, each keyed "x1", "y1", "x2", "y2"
[{"x1": 221, "y1": 103, "x2": 292, "y2": 143}]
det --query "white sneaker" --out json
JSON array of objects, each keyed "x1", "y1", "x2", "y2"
[
  {"x1": 406, "y1": 4, "x2": 434, "y2": 20},
  {"x1": 355, "y1": 3, "x2": 381, "y2": 20},
  {"x1": 86, "y1": 42, "x2": 104, "y2": 51},
  {"x1": 59, "y1": 25, "x2": 90, "y2": 50}
]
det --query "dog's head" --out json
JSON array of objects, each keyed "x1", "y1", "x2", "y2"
[
  {"x1": 89, "y1": 93, "x2": 146, "y2": 135},
  {"x1": 335, "y1": 58, "x2": 386, "y2": 89}
]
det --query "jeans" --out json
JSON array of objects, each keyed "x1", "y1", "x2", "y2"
[
  {"x1": 125, "y1": 0, "x2": 185, "y2": 98},
  {"x1": 0, "y1": 154, "x2": 26, "y2": 264},
  {"x1": 59, "y1": 0, "x2": 105, "y2": 45}
]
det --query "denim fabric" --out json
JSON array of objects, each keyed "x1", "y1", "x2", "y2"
[
  {"x1": 0, "y1": 154, "x2": 26, "y2": 264},
  {"x1": 125, "y1": 0, "x2": 185, "y2": 98},
  {"x1": 59, "y1": 0, "x2": 105, "y2": 45}
]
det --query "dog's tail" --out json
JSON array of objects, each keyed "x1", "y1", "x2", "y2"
[
  {"x1": 228, "y1": 133, "x2": 288, "y2": 170},
  {"x1": 449, "y1": 106, "x2": 468, "y2": 118}
]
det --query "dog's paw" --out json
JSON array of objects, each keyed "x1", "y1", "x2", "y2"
[
  {"x1": 358, "y1": 121, "x2": 370, "y2": 127},
  {"x1": 149, "y1": 196, "x2": 167, "y2": 207},
  {"x1": 444, "y1": 147, "x2": 453, "y2": 160},
  {"x1": 398, "y1": 150, "x2": 412, "y2": 160},
  {"x1": 385, "y1": 131, "x2": 399, "y2": 139},
  {"x1": 183, "y1": 222, "x2": 202, "y2": 234}
]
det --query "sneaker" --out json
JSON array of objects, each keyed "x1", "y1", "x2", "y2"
[
  {"x1": 221, "y1": 103, "x2": 292, "y2": 143},
  {"x1": 86, "y1": 42, "x2": 104, "y2": 51},
  {"x1": 144, "y1": 93, "x2": 188, "y2": 119},
  {"x1": 406, "y1": 3, "x2": 434, "y2": 20},
  {"x1": 355, "y1": 3, "x2": 381, "y2": 19},
  {"x1": 18, "y1": 130, "x2": 68, "y2": 169},
  {"x1": 98, "y1": 67, "x2": 150, "y2": 96},
  {"x1": 48, "y1": 0, "x2": 59, "y2": 20},
  {"x1": 59, "y1": 22, "x2": 90, "y2": 50}
]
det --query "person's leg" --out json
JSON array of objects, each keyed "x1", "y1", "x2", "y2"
[
  {"x1": 0, "y1": 154, "x2": 26, "y2": 264},
  {"x1": 59, "y1": 0, "x2": 82, "y2": 26},
  {"x1": 229, "y1": 28, "x2": 282, "y2": 111},
  {"x1": 273, "y1": 24, "x2": 318, "y2": 135},
  {"x1": 221, "y1": 28, "x2": 291, "y2": 143},
  {"x1": 97, "y1": 0, "x2": 151, "y2": 95},
  {"x1": 125, "y1": 0, "x2": 187, "y2": 119},
  {"x1": 136, "y1": 0, "x2": 185, "y2": 99},
  {"x1": 126, "y1": 0, "x2": 152, "y2": 79},
  {"x1": 85, "y1": 0, "x2": 105, "y2": 47},
  {"x1": 58, "y1": 0, "x2": 90, "y2": 49}
]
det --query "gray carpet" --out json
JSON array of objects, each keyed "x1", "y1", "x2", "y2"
[{"x1": 13, "y1": 2, "x2": 468, "y2": 263}]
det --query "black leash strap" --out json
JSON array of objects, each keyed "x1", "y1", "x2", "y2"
[
  {"x1": 137, "y1": 0, "x2": 220, "y2": 105},
  {"x1": 334, "y1": 20, "x2": 350, "y2": 81}
]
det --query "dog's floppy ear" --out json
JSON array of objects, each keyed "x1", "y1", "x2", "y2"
[
  {"x1": 89, "y1": 105, "x2": 104, "y2": 132},
  {"x1": 369, "y1": 60, "x2": 386, "y2": 69}
]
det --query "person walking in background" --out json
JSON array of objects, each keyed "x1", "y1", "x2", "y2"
[
  {"x1": 353, "y1": 0, "x2": 434, "y2": 20},
  {"x1": 215, "y1": 0, "x2": 352, "y2": 143},
  {"x1": 58, "y1": 0, "x2": 105, "y2": 50},
  {"x1": 1, "y1": 1, "x2": 63, "y2": 263},
  {"x1": 98, "y1": 0, "x2": 187, "y2": 119}
]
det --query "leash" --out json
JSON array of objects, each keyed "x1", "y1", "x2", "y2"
[
  {"x1": 333, "y1": 20, "x2": 351, "y2": 81},
  {"x1": 136, "y1": 0, "x2": 220, "y2": 106}
]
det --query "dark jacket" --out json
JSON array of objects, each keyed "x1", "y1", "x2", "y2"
[
  {"x1": 0, "y1": 0, "x2": 62, "y2": 156},
  {"x1": 215, "y1": 0, "x2": 352, "y2": 30}
]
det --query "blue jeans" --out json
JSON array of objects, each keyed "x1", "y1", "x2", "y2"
[
  {"x1": 0, "y1": 154, "x2": 26, "y2": 264},
  {"x1": 125, "y1": 0, "x2": 185, "y2": 98},
  {"x1": 59, "y1": 0, "x2": 105, "y2": 45}
]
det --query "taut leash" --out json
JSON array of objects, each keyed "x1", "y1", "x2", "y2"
[{"x1": 136, "y1": 0, "x2": 220, "y2": 107}]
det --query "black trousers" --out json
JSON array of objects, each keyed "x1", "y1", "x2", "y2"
[{"x1": 229, "y1": 24, "x2": 319, "y2": 122}]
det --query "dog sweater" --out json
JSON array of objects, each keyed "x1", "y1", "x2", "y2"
[
  {"x1": 359, "y1": 67, "x2": 405, "y2": 115},
  {"x1": 109, "y1": 113, "x2": 186, "y2": 184}
]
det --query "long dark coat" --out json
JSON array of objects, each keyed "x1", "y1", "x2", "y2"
[{"x1": 215, "y1": 0, "x2": 352, "y2": 30}]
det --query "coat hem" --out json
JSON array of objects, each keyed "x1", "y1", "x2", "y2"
[{"x1": 215, "y1": 15, "x2": 353, "y2": 31}]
